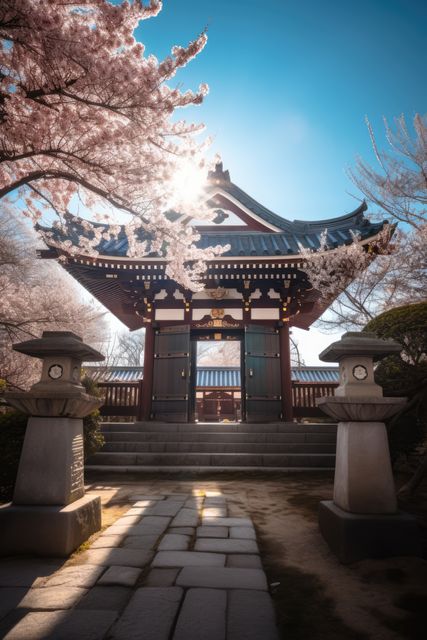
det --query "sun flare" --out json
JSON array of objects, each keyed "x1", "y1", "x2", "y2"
[{"x1": 169, "y1": 160, "x2": 207, "y2": 208}]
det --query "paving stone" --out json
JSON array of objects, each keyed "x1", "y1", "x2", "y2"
[
  {"x1": 41, "y1": 565, "x2": 105, "y2": 589},
  {"x1": 111, "y1": 587, "x2": 183, "y2": 640},
  {"x1": 140, "y1": 516, "x2": 172, "y2": 528},
  {"x1": 97, "y1": 566, "x2": 141, "y2": 587},
  {"x1": 76, "y1": 548, "x2": 153, "y2": 568},
  {"x1": 122, "y1": 535, "x2": 159, "y2": 550},
  {"x1": 106, "y1": 521, "x2": 168, "y2": 536},
  {"x1": 227, "y1": 555, "x2": 263, "y2": 569},
  {"x1": 230, "y1": 526, "x2": 256, "y2": 540},
  {"x1": 90, "y1": 535, "x2": 125, "y2": 549},
  {"x1": 184, "y1": 498, "x2": 204, "y2": 509},
  {"x1": 205, "y1": 492, "x2": 224, "y2": 498},
  {"x1": 18, "y1": 587, "x2": 87, "y2": 610},
  {"x1": 125, "y1": 506, "x2": 152, "y2": 515},
  {"x1": 152, "y1": 551, "x2": 226, "y2": 568},
  {"x1": 195, "y1": 538, "x2": 259, "y2": 554},
  {"x1": 202, "y1": 507, "x2": 227, "y2": 518},
  {"x1": 144, "y1": 569, "x2": 179, "y2": 587},
  {"x1": 102, "y1": 524, "x2": 136, "y2": 536},
  {"x1": 202, "y1": 517, "x2": 253, "y2": 527},
  {"x1": 166, "y1": 494, "x2": 190, "y2": 500},
  {"x1": 173, "y1": 588, "x2": 226, "y2": 640},
  {"x1": 196, "y1": 526, "x2": 228, "y2": 538},
  {"x1": 146, "y1": 502, "x2": 183, "y2": 517},
  {"x1": 132, "y1": 496, "x2": 165, "y2": 502},
  {"x1": 227, "y1": 589, "x2": 279, "y2": 640},
  {"x1": 176, "y1": 567, "x2": 268, "y2": 590},
  {"x1": 204, "y1": 497, "x2": 226, "y2": 505},
  {"x1": 168, "y1": 527, "x2": 195, "y2": 536},
  {"x1": 3, "y1": 609, "x2": 117, "y2": 640},
  {"x1": 113, "y1": 515, "x2": 142, "y2": 526},
  {"x1": 0, "y1": 588, "x2": 27, "y2": 622},
  {"x1": 76, "y1": 586, "x2": 132, "y2": 611},
  {"x1": 0, "y1": 560, "x2": 62, "y2": 587},
  {"x1": 171, "y1": 508, "x2": 199, "y2": 527},
  {"x1": 158, "y1": 534, "x2": 190, "y2": 551}
]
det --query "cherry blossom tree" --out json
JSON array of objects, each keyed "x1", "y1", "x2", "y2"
[
  {"x1": 0, "y1": 210, "x2": 107, "y2": 390},
  {"x1": 0, "y1": 0, "x2": 225, "y2": 289}
]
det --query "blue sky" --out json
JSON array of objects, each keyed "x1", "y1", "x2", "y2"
[{"x1": 137, "y1": 0, "x2": 426, "y2": 221}]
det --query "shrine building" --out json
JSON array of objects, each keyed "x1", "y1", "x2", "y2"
[{"x1": 39, "y1": 163, "x2": 387, "y2": 423}]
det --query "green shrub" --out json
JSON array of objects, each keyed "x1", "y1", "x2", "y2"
[
  {"x1": 0, "y1": 411, "x2": 28, "y2": 502},
  {"x1": 364, "y1": 302, "x2": 427, "y2": 463}
]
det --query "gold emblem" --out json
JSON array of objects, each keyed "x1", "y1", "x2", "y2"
[
  {"x1": 210, "y1": 308, "x2": 225, "y2": 319},
  {"x1": 207, "y1": 287, "x2": 228, "y2": 300}
]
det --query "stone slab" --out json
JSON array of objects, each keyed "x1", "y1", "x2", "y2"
[
  {"x1": 202, "y1": 507, "x2": 227, "y2": 518},
  {"x1": 76, "y1": 586, "x2": 131, "y2": 611},
  {"x1": 18, "y1": 587, "x2": 87, "y2": 610},
  {"x1": 319, "y1": 500, "x2": 423, "y2": 563},
  {"x1": 97, "y1": 566, "x2": 141, "y2": 587},
  {"x1": 171, "y1": 509, "x2": 199, "y2": 527},
  {"x1": 41, "y1": 565, "x2": 105, "y2": 588},
  {"x1": 176, "y1": 567, "x2": 267, "y2": 590},
  {"x1": 111, "y1": 587, "x2": 183, "y2": 640},
  {"x1": 132, "y1": 496, "x2": 165, "y2": 503},
  {"x1": 104, "y1": 521, "x2": 168, "y2": 536},
  {"x1": 90, "y1": 535, "x2": 125, "y2": 549},
  {"x1": 125, "y1": 507, "x2": 152, "y2": 515},
  {"x1": 3, "y1": 609, "x2": 117, "y2": 640},
  {"x1": 0, "y1": 496, "x2": 101, "y2": 557},
  {"x1": 140, "y1": 516, "x2": 172, "y2": 528},
  {"x1": 152, "y1": 551, "x2": 226, "y2": 568},
  {"x1": 184, "y1": 498, "x2": 204, "y2": 509},
  {"x1": 0, "y1": 588, "x2": 27, "y2": 622},
  {"x1": 230, "y1": 526, "x2": 256, "y2": 540},
  {"x1": 227, "y1": 589, "x2": 279, "y2": 640},
  {"x1": 201, "y1": 517, "x2": 252, "y2": 528},
  {"x1": 0, "y1": 560, "x2": 62, "y2": 587},
  {"x1": 196, "y1": 526, "x2": 228, "y2": 539},
  {"x1": 168, "y1": 527, "x2": 195, "y2": 536},
  {"x1": 195, "y1": 538, "x2": 259, "y2": 554},
  {"x1": 144, "y1": 569, "x2": 180, "y2": 587},
  {"x1": 113, "y1": 515, "x2": 142, "y2": 526},
  {"x1": 145, "y1": 503, "x2": 182, "y2": 517},
  {"x1": 227, "y1": 555, "x2": 263, "y2": 569},
  {"x1": 76, "y1": 548, "x2": 153, "y2": 568},
  {"x1": 122, "y1": 535, "x2": 159, "y2": 550},
  {"x1": 158, "y1": 534, "x2": 190, "y2": 551},
  {"x1": 173, "y1": 588, "x2": 226, "y2": 640}
]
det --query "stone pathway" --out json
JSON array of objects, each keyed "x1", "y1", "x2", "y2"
[{"x1": 0, "y1": 492, "x2": 279, "y2": 639}]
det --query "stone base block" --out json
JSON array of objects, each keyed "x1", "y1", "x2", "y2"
[
  {"x1": 0, "y1": 495, "x2": 101, "y2": 557},
  {"x1": 319, "y1": 500, "x2": 422, "y2": 564}
]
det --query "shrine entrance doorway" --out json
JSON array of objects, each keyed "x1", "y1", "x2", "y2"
[{"x1": 150, "y1": 325, "x2": 282, "y2": 423}]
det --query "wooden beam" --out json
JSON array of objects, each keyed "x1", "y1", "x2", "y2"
[
  {"x1": 140, "y1": 326, "x2": 155, "y2": 420},
  {"x1": 279, "y1": 323, "x2": 293, "y2": 421}
]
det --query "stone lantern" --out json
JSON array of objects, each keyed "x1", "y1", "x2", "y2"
[
  {"x1": 316, "y1": 331, "x2": 421, "y2": 563},
  {"x1": 0, "y1": 331, "x2": 104, "y2": 556}
]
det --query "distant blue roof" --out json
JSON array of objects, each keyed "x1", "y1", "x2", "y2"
[{"x1": 86, "y1": 366, "x2": 339, "y2": 386}]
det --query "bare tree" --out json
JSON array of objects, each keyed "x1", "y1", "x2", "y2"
[
  {"x1": 113, "y1": 330, "x2": 146, "y2": 366},
  {"x1": 350, "y1": 114, "x2": 427, "y2": 229}
]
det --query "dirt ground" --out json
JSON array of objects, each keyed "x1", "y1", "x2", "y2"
[{"x1": 84, "y1": 471, "x2": 427, "y2": 640}]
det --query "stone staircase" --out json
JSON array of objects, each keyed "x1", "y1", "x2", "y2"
[{"x1": 85, "y1": 421, "x2": 337, "y2": 472}]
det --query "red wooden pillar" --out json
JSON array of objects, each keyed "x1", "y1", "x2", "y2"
[
  {"x1": 140, "y1": 325, "x2": 155, "y2": 421},
  {"x1": 279, "y1": 323, "x2": 293, "y2": 422}
]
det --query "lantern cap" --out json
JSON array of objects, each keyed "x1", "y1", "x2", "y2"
[
  {"x1": 319, "y1": 331, "x2": 401, "y2": 363},
  {"x1": 12, "y1": 331, "x2": 104, "y2": 362}
]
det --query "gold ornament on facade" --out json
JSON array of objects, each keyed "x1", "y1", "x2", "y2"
[{"x1": 207, "y1": 287, "x2": 228, "y2": 300}]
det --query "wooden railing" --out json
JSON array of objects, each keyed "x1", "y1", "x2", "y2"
[
  {"x1": 97, "y1": 380, "x2": 143, "y2": 418},
  {"x1": 96, "y1": 380, "x2": 338, "y2": 420},
  {"x1": 291, "y1": 382, "x2": 338, "y2": 418}
]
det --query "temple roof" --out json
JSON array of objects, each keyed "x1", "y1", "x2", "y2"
[{"x1": 40, "y1": 163, "x2": 386, "y2": 260}]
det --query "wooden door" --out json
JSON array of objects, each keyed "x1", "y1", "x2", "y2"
[
  {"x1": 151, "y1": 325, "x2": 190, "y2": 422},
  {"x1": 244, "y1": 325, "x2": 281, "y2": 422}
]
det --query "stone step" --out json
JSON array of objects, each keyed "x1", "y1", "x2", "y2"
[
  {"x1": 86, "y1": 464, "x2": 333, "y2": 473},
  {"x1": 102, "y1": 431, "x2": 337, "y2": 444},
  {"x1": 86, "y1": 451, "x2": 335, "y2": 468},
  {"x1": 100, "y1": 422, "x2": 337, "y2": 434},
  {"x1": 100, "y1": 441, "x2": 336, "y2": 454}
]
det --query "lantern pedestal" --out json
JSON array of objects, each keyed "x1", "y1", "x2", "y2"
[
  {"x1": 0, "y1": 331, "x2": 104, "y2": 557},
  {"x1": 0, "y1": 495, "x2": 101, "y2": 557},
  {"x1": 318, "y1": 501, "x2": 421, "y2": 564}
]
